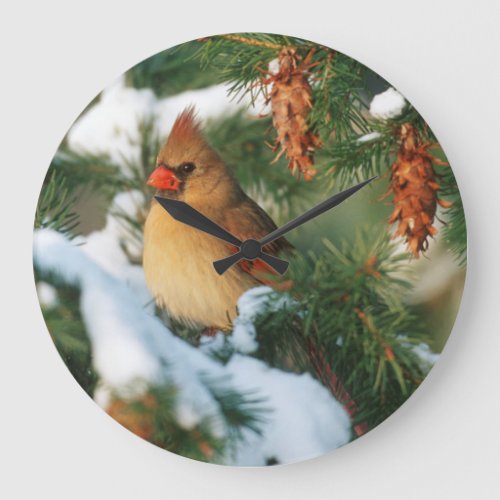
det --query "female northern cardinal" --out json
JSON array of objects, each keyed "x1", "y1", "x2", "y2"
[
  {"x1": 143, "y1": 107, "x2": 367, "y2": 435},
  {"x1": 143, "y1": 107, "x2": 291, "y2": 331}
]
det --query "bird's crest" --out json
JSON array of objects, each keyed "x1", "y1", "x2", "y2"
[
  {"x1": 169, "y1": 106, "x2": 201, "y2": 142},
  {"x1": 162, "y1": 106, "x2": 209, "y2": 158}
]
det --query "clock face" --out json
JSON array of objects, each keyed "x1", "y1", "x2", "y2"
[{"x1": 33, "y1": 33, "x2": 466, "y2": 466}]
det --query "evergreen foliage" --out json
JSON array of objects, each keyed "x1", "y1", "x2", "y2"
[
  {"x1": 108, "y1": 376, "x2": 266, "y2": 463},
  {"x1": 205, "y1": 111, "x2": 317, "y2": 219},
  {"x1": 195, "y1": 34, "x2": 466, "y2": 261},
  {"x1": 254, "y1": 231, "x2": 428, "y2": 430},
  {"x1": 33, "y1": 33, "x2": 466, "y2": 459},
  {"x1": 35, "y1": 270, "x2": 99, "y2": 395},
  {"x1": 126, "y1": 41, "x2": 220, "y2": 98},
  {"x1": 34, "y1": 171, "x2": 80, "y2": 238}
]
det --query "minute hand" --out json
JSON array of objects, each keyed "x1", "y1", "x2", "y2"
[
  {"x1": 213, "y1": 177, "x2": 376, "y2": 275},
  {"x1": 259, "y1": 176, "x2": 376, "y2": 246},
  {"x1": 154, "y1": 196, "x2": 288, "y2": 274}
]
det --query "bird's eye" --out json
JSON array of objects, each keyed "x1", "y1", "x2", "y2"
[{"x1": 181, "y1": 163, "x2": 196, "y2": 173}]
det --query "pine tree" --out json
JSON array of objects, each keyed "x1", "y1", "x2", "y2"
[{"x1": 34, "y1": 33, "x2": 466, "y2": 462}]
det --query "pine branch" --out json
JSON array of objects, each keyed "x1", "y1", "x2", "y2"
[
  {"x1": 439, "y1": 160, "x2": 467, "y2": 265},
  {"x1": 219, "y1": 34, "x2": 283, "y2": 50},
  {"x1": 253, "y1": 230, "x2": 430, "y2": 431},
  {"x1": 194, "y1": 34, "x2": 366, "y2": 141},
  {"x1": 35, "y1": 245, "x2": 268, "y2": 463},
  {"x1": 205, "y1": 111, "x2": 318, "y2": 220},
  {"x1": 125, "y1": 40, "x2": 220, "y2": 98},
  {"x1": 201, "y1": 374, "x2": 268, "y2": 441},
  {"x1": 108, "y1": 376, "x2": 267, "y2": 463},
  {"x1": 34, "y1": 170, "x2": 80, "y2": 239},
  {"x1": 35, "y1": 269, "x2": 98, "y2": 395},
  {"x1": 49, "y1": 147, "x2": 120, "y2": 196},
  {"x1": 108, "y1": 385, "x2": 227, "y2": 462}
]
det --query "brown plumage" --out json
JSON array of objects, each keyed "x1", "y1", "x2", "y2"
[{"x1": 143, "y1": 107, "x2": 292, "y2": 330}]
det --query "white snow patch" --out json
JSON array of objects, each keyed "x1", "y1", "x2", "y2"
[
  {"x1": 34, "y1": 229, "x2": 227, "y2": 435},
  {"x1": 36, "y1": 281, "x2": 58, "y2": 308},
  {"x1": 229, "y1": 286, "x2": 273, "y2": 354},
  {"x1": 68, "y1": 77, "x2": 269, "y2": 173},
  {"x1": 226, "y1": 286, "x2": 294, "y2": 355},
  {"x1": 397, "y1": 335, "x2": 440, "y2": 372},
  {"x1": 34, "y1": 229, "x2": 352, "y2": 465},
  {"x1": 230, "y1": 321, "x2": 259, "y2": 354},
  {"x1": 268, "y1": 58, "x2": 280, "y2": 75},
  {"x1": 357, "y1": 131, "x2": 381, "y2": 143},
  {"x1": 68, "y1": 77, "x2": 157, "y2": 171},
  {"x1": 76, "y1": 190, "x2": 152, "y2": 313},
  {"x1": 199, "y1": 331, "x2": 227, "y2": 357},
  {"x1": 227, "y1": 355, "x2": 351, "y2": 465},
  {"x1": 411, "y1": 342, "x2": 440, "y2": 370},
  {"x1": 369, "y1": 88, "x2": 406, "y2": 120}
]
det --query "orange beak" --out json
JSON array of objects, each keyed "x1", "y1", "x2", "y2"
[{"x1": 147, "y1": 165, "x2": 180, "y2": 191}]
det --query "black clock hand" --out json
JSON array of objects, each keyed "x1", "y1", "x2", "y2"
[
  {"x1": 155, "y1": 196, "x2": 241, "y2": 245},
  {"x1": 154, "y1": 197, "x2": 289, "y2": 274},
  {"x1": 212, "y1": 247, "x2": 289, "y2": 275},
  {"x1": 213, "y1": 177, "x2": 376, "y2": 275}
]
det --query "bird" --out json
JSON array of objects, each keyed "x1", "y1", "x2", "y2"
[
  {"x1": 143, "y1": 107, "x2": 369, "y2": 435},
  {"x1": 143, "y1": 107, "x2": 292, "y2": 332}
]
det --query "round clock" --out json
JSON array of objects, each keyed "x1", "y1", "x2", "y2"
[{"x1": 33, "y1": 33, "x2": 466, "y2": 466}]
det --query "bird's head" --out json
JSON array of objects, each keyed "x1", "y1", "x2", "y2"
[{"x1": 147, "y1": 107, "x2": 237, "y2": 207}]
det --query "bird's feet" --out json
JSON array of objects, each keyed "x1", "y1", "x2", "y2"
[{"x1": 201, "y1": 326, "x2": 219, "y2": 337}]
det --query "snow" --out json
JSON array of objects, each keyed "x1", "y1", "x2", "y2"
[
  {"x1": 397, "y1": 335, "x2": 440, "y2": 372},
  {"x1": 34, "y1": 229, "x2": 227, "y2": 435},
  {"x1": 67, "y1": 77, "x2": 269, "y2": 173},
  {"x1": 75, "y1": 190, "x2": 153, "y2": 313},
  {"x1": 199, "y1": 331, "x2": 227, "y2": 357},
  {"x1": 201, "y1": 287, "x2": 294, "y2": 357},
  {"x1": 369, "y1": 87, "x2": 406, "y2": 120},
  {"x1": 35, "y1": 68, "x2": 353, "y2": 464},
  {"x1": 268, "y1": 58, "x2": 280, "y2": 75},
  {"x1": 411, "y1": 343, "x2": 440, "y2": 369},
  {"x1": 34, "y1": 229, "x2": 352, "y2": 465},
  {"x1": 229, "y1": 286, "x2": 273, "y2": 354},
  {"x1": 67, "y1": 79, "x2": 157, "y2": 170},
  {"x1": 357, "y1": 131, "x2": 381, "y2": 143},
  {"x1": 227, "y1": 355, "x2": 351, "y2": 465},
  {"x1": 36, "y1": 281, "x2": 58, "y2": 308}
]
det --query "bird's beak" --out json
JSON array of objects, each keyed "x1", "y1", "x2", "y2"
[{"x1": 147, "y1": 165, "x2": 180, "y2": 191}]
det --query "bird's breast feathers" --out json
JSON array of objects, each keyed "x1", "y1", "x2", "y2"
[{"x1": 143, "y1": 202, "x2": 255, "y2": 329}]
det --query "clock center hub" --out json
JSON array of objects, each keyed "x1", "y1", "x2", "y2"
[{"x1": 240, "y1": 239, "x2": 262, "y2": 260}]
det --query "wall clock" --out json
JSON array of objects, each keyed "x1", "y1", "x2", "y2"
[{"x1": 33, "y1": 33, "x2": 466, "y2": 466}]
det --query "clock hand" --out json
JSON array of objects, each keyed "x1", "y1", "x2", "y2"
[
  {"x1": 155, "y1": 196, "x2": 241, "y2": 245},
  {"x1": 213, "y1": 177, "x2": 376, "y2": 275},
  {"x1": 154, "y1": 197, "x2": 289, "y2": 274},
  {"x1": 212, "y1": 247, "x2": 289, "y2": 275}
]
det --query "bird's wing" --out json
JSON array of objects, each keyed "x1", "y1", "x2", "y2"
[
  {"x1": 224, "y1": 196, "x2": 293, "y2": 254},
  {"x1": 222, "y1": 195, "x2": 293, "y2": 281}
]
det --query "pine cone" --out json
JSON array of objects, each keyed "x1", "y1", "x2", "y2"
[
  {"x1": 266, "y1": 48, "x2": 321, "y2": 180},
  {"x1": 388, "y1": 124, "x2": 452, "y2": 256}
]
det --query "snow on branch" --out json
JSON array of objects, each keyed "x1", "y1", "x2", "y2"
[
  {"x1": 67, "y1": 78, "x2": 268, "y2": 173},
  {"x1": 33, "y1": 228, "x2": 351, "y2": 465},
  {"x1": 369, "y1": 87, "x2": 407, "y2": 120}
]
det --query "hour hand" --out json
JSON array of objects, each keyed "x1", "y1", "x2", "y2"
[
  {"x1": 155, "y1": 197, "x2": 242, "y2": 246},
  {"x1": 213, "y1": 177, "x2": 376, "y2": 275},
  {"x1": 154, "y1": 197, "x2": 288, "y2": 274}
]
